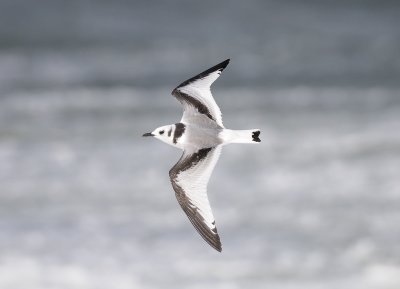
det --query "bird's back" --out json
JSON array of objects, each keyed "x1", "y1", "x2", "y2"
[{"x1": 178, "y1": 123, "x2": 223, "y2": 150}]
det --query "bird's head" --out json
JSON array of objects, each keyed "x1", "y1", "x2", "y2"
[{"x1": 143, "y1": 124, "x2": 174, "y2": 145}]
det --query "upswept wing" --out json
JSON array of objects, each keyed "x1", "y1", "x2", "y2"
[
  {"x1": 169, "y1": 146, "x2": 222, "y2": 252},
  {"x1": 171, "y1": 59, "x2": 229, "y2": 128}
]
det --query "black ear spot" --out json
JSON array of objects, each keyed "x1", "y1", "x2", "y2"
[{"x1": 159, "y1": 130, "x2": 164, "y2": 135}]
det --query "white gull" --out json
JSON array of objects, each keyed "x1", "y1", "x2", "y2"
[{"x1": 143, "y1": 59, "x2": 261, "y2": 252}]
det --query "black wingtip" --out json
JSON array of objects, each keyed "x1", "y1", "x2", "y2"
[
  {"x1": 209, "y1": 227, "x2": 222, "y2": 252},
  {"x1": 252, "y1": 130, "x2": 261, "y2": 142},
  {"x1": 174, "y1": 58, "x2": 231, "y2": 91},
  {"x1": 208, "y1": 237, "x2": 222, "y2": 252},
  {"x1": 217, "y1": 58, "x2": 230, "y2": 71},
  {"x1": 198, "y1": 58, "x2": 230, "y2": 74}
]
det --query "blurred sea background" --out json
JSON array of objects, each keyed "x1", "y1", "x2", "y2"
[{"x1": 1, "y1": 1, "x2": 400, "y2": 288}]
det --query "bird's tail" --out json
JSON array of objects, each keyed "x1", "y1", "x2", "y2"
[{"x1": 221, "y1": 129, "x2": 261, "y2": 144}]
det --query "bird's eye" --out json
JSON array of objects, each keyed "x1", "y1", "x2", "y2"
[{"x1": 159, "y1": 130, "x2": 164, "y2": 135}]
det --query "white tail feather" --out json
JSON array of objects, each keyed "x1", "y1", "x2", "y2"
[{"x1": 220, "y1": 129, "x2": 261, "y2": 144}]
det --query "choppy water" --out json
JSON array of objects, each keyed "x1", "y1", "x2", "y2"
[
  {"x1": 1, "y1": 1, "x2": 400, "y2": 288},
  {"x1": 1, "y1": 87, "x2": 400, "y2": 289}
]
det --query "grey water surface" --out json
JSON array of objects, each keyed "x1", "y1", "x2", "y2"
[{"x1": 0, "y1": 1, "x2": 400, "y2": 288}]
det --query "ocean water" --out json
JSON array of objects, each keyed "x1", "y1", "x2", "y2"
[
  {"x1": 1, "y1": 87, "x2": 399, "y2": 289},
  {"x1": 0, "y1": 1, "x2": 400, "y2": 288}
]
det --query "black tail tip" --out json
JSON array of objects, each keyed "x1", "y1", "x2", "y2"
[{"x1": 252, "y1": 130, "x2": 261, "y2": 142}]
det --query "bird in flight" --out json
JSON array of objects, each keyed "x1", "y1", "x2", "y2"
[{"x1": 143, "y1": 59, "x2": 261, "y2": 252}]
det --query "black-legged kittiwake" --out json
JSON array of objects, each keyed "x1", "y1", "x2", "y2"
[{"x1": 143, "y1": 59, "x2": 261, "y2": 252}]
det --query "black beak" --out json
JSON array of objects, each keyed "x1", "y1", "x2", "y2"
[{"x1": 142, "y1": 132, "x2": 154, "y2": 137}]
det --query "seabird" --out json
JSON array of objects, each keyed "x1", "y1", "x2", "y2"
[{"x1": 143, "y1": 59, "x2": 261, "y2": 252}]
